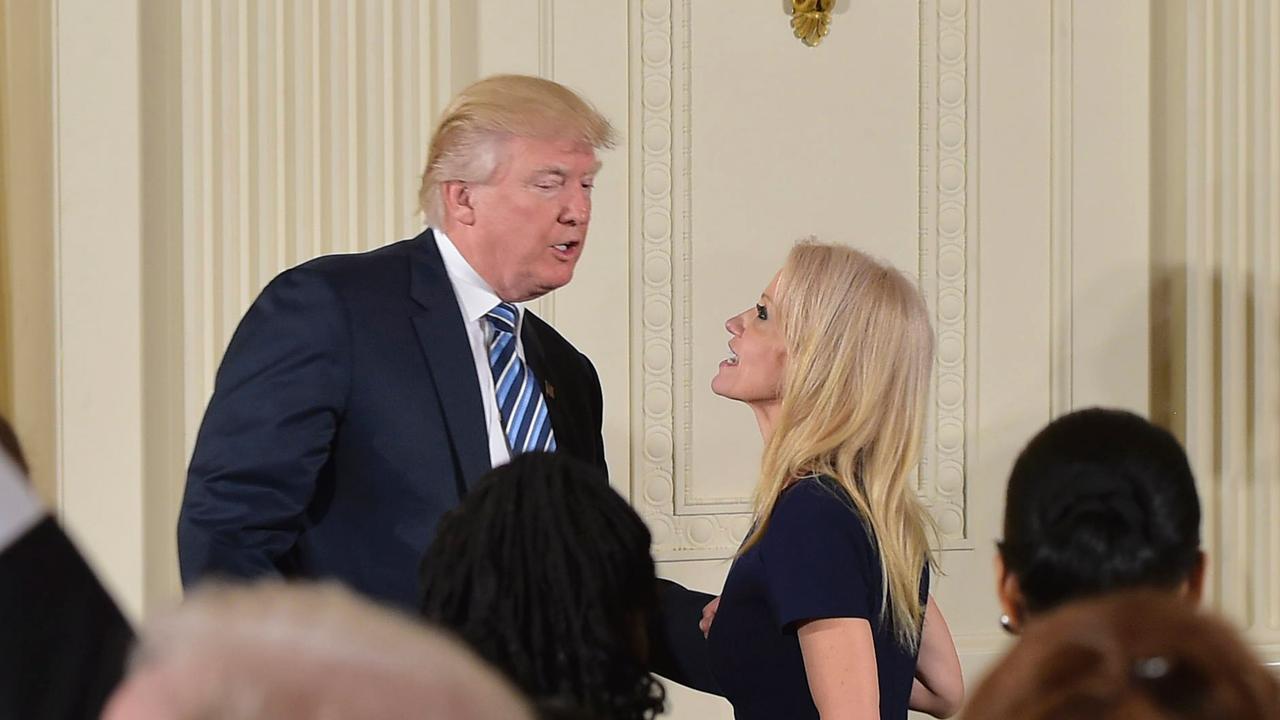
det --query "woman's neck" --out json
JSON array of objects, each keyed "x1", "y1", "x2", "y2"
[{"x1": 750, "y1": 401, "x2": 781, "y2": 443}]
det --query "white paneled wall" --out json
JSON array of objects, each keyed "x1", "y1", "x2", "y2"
[
  {"x1": 1155, "y1": 0, "x2": 1280, "y2": 651},
  {"x1": 178, "y1": 1, "x2": 454, "y2": 447}
]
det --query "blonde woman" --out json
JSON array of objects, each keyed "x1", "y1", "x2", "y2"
[{"x1": 702, "y1": 242, "x2": 963, "y2": 719}]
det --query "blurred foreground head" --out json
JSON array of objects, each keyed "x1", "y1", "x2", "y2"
[
  {"x1": 965, "y1": 590, "x2": 1280, "y2": 719},
  {"x1": 102, "y1": 581, "x2": 534, "y2": 720}
]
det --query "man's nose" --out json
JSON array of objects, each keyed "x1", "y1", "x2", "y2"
[{"x1": 559, "y1": 187, "x2": 591, "y2": 225}]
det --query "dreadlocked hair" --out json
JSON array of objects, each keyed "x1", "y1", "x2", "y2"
[{"x1": 420, "y1": 452, "x2": 665, "y2": 720}]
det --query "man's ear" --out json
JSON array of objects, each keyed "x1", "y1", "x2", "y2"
[
  {"x1": 995, "y1": 552, "x2": 1026, "y2": 632},
  {"x1": 442, "y1": 181, "x2": 477, "y2": 226}
]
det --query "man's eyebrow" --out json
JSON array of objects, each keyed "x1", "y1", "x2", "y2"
[
  {"x1": 529, "y1": 161, "x2": 603, "y2": 177},
  {"x1": 529, "y1": 166, "x2": 568, "y2": 179},
  {"x1": 760, "y1": 293, "x2": 772, "y2": 303}
]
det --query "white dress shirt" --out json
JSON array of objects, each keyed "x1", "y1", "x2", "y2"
[
  {"x1": 433, "y1": 227, "x2": 531, "y2": 468},
  {"x1": 0, "y1": 453, "x2": 44, "y2": 555}
]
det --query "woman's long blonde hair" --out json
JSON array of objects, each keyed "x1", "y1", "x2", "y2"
[{"x1": 740, "y1": 241, "x2": 937, "y2": 650}]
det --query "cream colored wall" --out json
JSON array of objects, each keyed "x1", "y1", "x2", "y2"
[
  {"x1": 0, "y1": 0, "x2": 57, "y2": 509},
  {"x1": 1152, "y1": 0, "x2": 1280, "y2": 660},
  {"x1": 1, "y1": 0, "x2": 1276, "y2": 709}
]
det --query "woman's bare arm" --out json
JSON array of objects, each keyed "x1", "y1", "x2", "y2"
[
  {"x1": 797, "y1": 617, "x2": 880, "y2": 720},
  {"x1": 908, "y1": 596, "x2": 964, "y2": 718}
]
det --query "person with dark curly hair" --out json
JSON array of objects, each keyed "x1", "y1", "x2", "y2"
[
  {"x1": 996, "y1": 407, "x2": 1206, "y2": 633},
  {"x1": 420, "y1": 452, "x2": 664, "y2": 720},
  {"x1": 965, "y1": 590, "x2": 1280, "y2": 719}
]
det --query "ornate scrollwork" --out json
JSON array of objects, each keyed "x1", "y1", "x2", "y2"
[{"x1": 790, "y1": 0, "x2": 834, "y2": 47}]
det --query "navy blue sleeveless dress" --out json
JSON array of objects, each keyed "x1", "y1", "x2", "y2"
[{"x1": 706, "y1": 476, "x2": 927, "y2": 719}]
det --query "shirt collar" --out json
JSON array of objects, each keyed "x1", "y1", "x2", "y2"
[{"x1": 432, "y1": 227, "x2": 522, "y2": 328}]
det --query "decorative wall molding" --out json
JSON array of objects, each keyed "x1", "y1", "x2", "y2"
[
  {"x1": 635, "y1": 0, "x2": 973, "y2": 560},
  {"x1": 916, "y1": 0, "x2": 970, "y2": 547}
]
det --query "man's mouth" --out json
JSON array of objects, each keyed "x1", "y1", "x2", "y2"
[
  {"x1": 552, "y1": 240, "x2": 581, "y2": 253},
  {"x1": 723, "y1": 344, "x2": 739, "y2": 366}
]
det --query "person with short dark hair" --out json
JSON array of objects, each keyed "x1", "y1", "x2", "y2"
[
  {"x1": 965, "y1": 590, "x2": 1280, "y2": 719},
  {"x1": 996, "y1": 408, "x2": 1205, "y2": 631},
  {"x1": 420, "y1": 452, "x2": 665, "y2": 720}
]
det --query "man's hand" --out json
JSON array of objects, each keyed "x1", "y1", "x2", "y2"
[{"x1": 699, "y1": 596, "x2": 720, "y2": 638}]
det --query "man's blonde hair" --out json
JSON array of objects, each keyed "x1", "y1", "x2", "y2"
[
  {"x1": 125, "y1": 581, "x2": 533, "y2": 720},
  {"x1": 418, "y1": 74, "x2": 617, "y2": 226},
  {"x1": 741, "y1": 241, "x2": 937, "y2": 651}
]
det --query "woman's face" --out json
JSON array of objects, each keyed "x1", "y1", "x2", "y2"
[{"x1": 711, "y1": 272, "x2": 787, "y2": 415}]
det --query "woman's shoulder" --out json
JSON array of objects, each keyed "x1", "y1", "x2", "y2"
[
  {"x1": 771, "y1": 475, "x2": 869, "y2": 537},
  {"x1": 777, "y1": 474, "x2": 856, "y2": 509}
]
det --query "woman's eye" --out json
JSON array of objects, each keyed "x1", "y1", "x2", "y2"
[{"x1": 756, "y1": 304, "x2": 768, "y2": 320}]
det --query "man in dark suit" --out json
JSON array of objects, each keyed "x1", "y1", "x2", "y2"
[
  {"x1": 178, "y1": 74, "x2": 615, "y2": 611},
  {"x1": 0, "y1": 419, "x2": 133, "y2": 720}
]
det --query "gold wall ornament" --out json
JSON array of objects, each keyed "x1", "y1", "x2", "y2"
[{"x1": 790, "y1": 0, "x2": 834, "y2": 47}]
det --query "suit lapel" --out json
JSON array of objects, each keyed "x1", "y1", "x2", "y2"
[
  {"x1": 408, "y1": 230, "x2": 490, "y2": 490},
  {"x1": 520, "y1": 315, "x2": 579, "y2": 458}
]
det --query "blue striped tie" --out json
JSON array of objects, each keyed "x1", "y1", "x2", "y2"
[{"x1": 484, "y1": 302, "x2": 557, "y2": 455}]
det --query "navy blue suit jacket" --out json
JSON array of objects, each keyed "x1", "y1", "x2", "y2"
[{"x1": 178, "y1": 229, "x2": 606, "y2": 610}]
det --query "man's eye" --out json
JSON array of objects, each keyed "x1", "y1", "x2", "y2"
[{"x1": 756, "y1": 304, "x2": 768, "y2": 320}]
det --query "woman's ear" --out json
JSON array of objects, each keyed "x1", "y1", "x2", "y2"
[
  {"x1": 1181, "y1": 550, "x2": 1207, "y2": 606},
  {"x1": 995, "y1": 552, "x2": 1025, "y2": 633}
]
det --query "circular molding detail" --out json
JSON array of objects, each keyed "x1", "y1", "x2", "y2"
[
  {"x1": 932, "y1": 505, "x2": 964, "y2": 537},
  {"x1": 644, "y1": 384, "x2": 673, "y2": 417},
  {"x1": 643, "y1": 208, "x2": 671, "y2": 243},
  {"x1": 643, "y1": 119, "x2": 671, "y2": 153},
  {"x1": 644, "y1": 427, "x2": 673, "y2": 464},
  {"x1": 939, "y1": 31, "x2": 965, "y2": 64},
  {"x1": 938, "y1": 203, "x2": 965, "y2": 236},
  {"x1": 939, "y1": 72, "x2": 965, "y2": 107},
  {"x1": 937, "y1": 461, "x2": 964, "y2": 494},
  {"x1": 938, "y1": 418, "x2": 964, "y2": 452},
  {"x1": 937, "y1": 331, "x2": 964, "y2": 367},
  {"x1": 687, "y1": 517, "x2": 716, "y2": 546},
  {"x1": 643, "y1": 296, "x2": 671, "y2": 331},
  {"x1": 643, "y1": 33, "x2": 672, "y2": 67},
  {"x1": 642, "y1": 0, "x2": 671, "y2": 23},
  {"x1": 643, "y1": 340, "x2": 672, "y2": 374},
  {"x1": 645, "y1": 474, "x2": 673, "y2": 506},
  {"x1": 643, "y1": 164, "x2": 672, "y2": 198},
  {"x1": 642, "y1": 77, "x2": 671, "y2": 112}
]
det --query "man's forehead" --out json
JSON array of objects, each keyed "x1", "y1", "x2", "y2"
[{"x1": 508, "y1": 134, "x2": 598, "y2": 159}]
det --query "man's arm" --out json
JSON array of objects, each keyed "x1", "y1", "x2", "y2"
[
  {"x1": 649, "y1": 579, "x2": 723, "y2": 695},
  {"x1": 583, "y1": 354, "x2": 608, "y2": 479},
  {"x1": 178, "y1": 267, "x2": 351, "y2": 585}
]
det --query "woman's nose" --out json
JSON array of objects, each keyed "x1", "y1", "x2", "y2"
[{"x1": 725, "y1": 312, "x2": 745, "y2": 336}]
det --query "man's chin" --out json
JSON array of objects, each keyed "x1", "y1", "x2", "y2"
[{"x1": 507, "y1": 276, "x2": 573, "y2": 304}]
